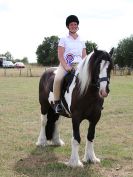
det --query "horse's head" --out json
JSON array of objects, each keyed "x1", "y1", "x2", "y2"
[
  {"x1": 78, "y1": 48, "x2": 113, "y2": 98},
  {"x1": 92, "y1": 48, "x2": 113, "y2": 98}
]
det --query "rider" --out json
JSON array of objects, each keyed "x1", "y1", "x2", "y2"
[{"x1": 53, "y1": 15, "x2": 87, "y2": 113}]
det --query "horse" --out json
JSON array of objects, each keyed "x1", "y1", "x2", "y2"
[{"x1": 36, "y1": 48, "x2": 113, "y2": 167}]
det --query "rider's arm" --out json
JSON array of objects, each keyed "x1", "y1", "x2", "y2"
[
  {"x1": 82, "y1": 48, "x2": 87, "y2": 59},
  {"x1": 58, "y1": 46, "x2": 72, "y2": 72}
]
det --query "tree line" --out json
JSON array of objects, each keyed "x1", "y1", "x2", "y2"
[
  {"x1": 113, "y1": 35, "x2": 133, "y2": 68},
  {"x1": 36, "y1": 35, "x2": 133, "y2": 69}
]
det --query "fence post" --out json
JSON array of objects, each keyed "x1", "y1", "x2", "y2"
[
  {"x1": 4, "y1": 68, "x2": 6, "y2": 76},
  {"x1": 27, "y1": 69, "x2": 28, "y2": 77},
  {"x1": 19, "y1": 69, "x2": 21, "y2": 76},
  {"x1": 29, "y1": 68, "x2": 32, "y2": 77}
]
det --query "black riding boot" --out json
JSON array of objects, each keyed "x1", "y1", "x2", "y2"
[{"x1": 54, "y1": 100, "x2": 63, "y2": 114}]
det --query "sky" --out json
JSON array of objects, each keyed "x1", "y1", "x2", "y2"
[{"x1": 0, "y1": 0, "x2": 133, "y2": 63}]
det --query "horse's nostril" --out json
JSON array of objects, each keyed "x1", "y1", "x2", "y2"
[{"x1": 100, "y1": 90, "x2": 108, "y2": 97}]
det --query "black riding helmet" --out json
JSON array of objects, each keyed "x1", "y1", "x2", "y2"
[{"x1": 66, "y1": 15, "x2": 79, "y2": 27}]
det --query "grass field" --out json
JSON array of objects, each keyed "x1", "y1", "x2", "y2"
[{"x1": 0, "y1": 76, "x2": 133, "y2": 177}]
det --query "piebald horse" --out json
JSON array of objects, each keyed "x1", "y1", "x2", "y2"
[{"x1": 36, "y1": 49, "x2": 113, "y2": 167}]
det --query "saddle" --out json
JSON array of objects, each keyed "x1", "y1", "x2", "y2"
[
  {"x1": 60, "y1": 69, "x2": 76, "y2": 116},
  {"x1": 50, "y1": 69, "x2": 76, "y2": 94},
  {"x1": 49, "y1": 69, "x2": 76, "y2": 116},
  {"x1": 62, "y1": 62, "x2": 78, "y2": 95},
  {"x1": 61, "y1": 69, "x2": 76, "y2": 95}
]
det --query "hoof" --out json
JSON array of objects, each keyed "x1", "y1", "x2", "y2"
[
  {"x1": 65, "y1": 160, "x2": 84, "y2": 168},
  {"x1": 94, "y1": 157, "x2": 101, "y2": 163},
  {"x1": 52, "y1": 139, "x2": 65, "y2": 146},
  {"x1": 83, "y1": 157, "x2": 100, "y2": 164},
  {"x1": 36, "y1": 141, "x2": 47, "y2": 147}
]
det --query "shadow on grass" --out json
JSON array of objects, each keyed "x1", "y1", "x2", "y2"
[{"x1": 14, "y1": 145, "x2": 100, "y2": 177}]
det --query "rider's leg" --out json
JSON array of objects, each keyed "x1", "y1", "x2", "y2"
[{"x1": 53, "y1": 64, "x2": 66, "y2": 113}]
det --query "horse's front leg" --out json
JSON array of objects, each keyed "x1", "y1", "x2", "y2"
[
  {"x1": 83, "y1": 122, "x2": 100, "y2": 163},
  {"x1": 67, "y1": 117, "x2": 83, "y2": 167}
]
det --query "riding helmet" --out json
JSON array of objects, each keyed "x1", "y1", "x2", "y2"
[{"x1": 66, "y1": 15, "x2": 79, "y2": 27}]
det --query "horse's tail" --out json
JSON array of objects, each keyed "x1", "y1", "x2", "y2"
[{"x1": 45, "y1": 107, "x2": 59, "y2": 140}]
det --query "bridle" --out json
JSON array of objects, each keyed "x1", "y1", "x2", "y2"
[
  {"x1": 98, "y1": 77, "x2": 110, "y2": 83},
  {"x1": 91, "y1": 76, "x2": 110, "y2": 89},
  {"x1": 91, "y1": 55, "x2": 111, "y2": 89}
]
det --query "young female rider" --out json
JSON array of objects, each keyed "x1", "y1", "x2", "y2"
[{"x1": 53, "y1": 15, "x2": 87, "y2": 113}]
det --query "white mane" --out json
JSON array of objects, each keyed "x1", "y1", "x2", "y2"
[{"x1": 78, "y1": 52, "x2": 93, "y2": 95}]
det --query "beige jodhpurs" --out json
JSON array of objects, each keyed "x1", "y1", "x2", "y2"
[{"x1": 53, "y1": 64, "x2": 66, "y2": 101}]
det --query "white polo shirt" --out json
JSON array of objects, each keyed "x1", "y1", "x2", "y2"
[{"x1": 58, "y1": 35, "x2": 86, "y2": 65}]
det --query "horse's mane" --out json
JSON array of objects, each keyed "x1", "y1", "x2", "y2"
[{"x1": 78, "y1": 52, "x2": 94, "y2": 95}]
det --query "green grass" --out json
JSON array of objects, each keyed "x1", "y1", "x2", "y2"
[{"x1": 0, "y1": 76, "x2": 133, "y2": 177}]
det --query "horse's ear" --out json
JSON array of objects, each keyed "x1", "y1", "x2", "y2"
[{"x1": 109, "y1": 47, "x2": 114, "y2": 57}]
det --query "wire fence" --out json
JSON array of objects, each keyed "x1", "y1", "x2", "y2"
[{"x1": 0, "y1": 66, "x2": 133, "y2": 77}]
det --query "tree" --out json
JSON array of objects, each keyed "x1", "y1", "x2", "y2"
[
  {"x1": 13, "y1": 57, "x2": 28, "y2": 64},
  {"x1": 22, "y1": 57, "x2": 29, "y2": 64},
  {"x1": 85, "y1": 41, "x2": 97, "y2": 55},
  {"x1": 36, "y1": 36, "x2": 59, "y2": 66},
  {"x1": 5, "y1": 51, "x2": 13, "y2": 61},
  {"x1": 114, "y1": 35, "x2": 133, "y2": 69}
]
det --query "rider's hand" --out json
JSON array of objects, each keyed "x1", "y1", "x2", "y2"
[{"x1": 64, "y1": 65, "x2": 72, "y2": 72}]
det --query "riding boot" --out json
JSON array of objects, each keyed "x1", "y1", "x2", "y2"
[{"x1": 54, "y1": 100, "x2": 63, "y2": 114}]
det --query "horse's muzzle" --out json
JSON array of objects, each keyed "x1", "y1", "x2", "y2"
[{"x1": 99, "y1": 89, "x2": 108, "y2": 98}]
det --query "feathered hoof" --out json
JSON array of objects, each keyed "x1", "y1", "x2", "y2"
[
  {"x1": 65, "y1": 160, "x2": 84, "y2": 168},
  {"x1": 83, "y1": 157, "x2": 100, "y2": 164},
  {"x1": 52, "y1": 139, "x2": 65, "y2": 146},
  {"x1": 36, "y1": 141, "x2": 48, "y2": 147}
]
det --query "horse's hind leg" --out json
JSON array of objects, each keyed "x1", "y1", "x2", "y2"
[
  {"x1": 46, "y1": 107, "x2": 65, "y2": 146},
  {"x1": 36, "y1": 114, "x2": 48, "y2": 146},
  {"x1": 83, "y1": 122, "x2": 100, "y2": 163},
  {"x1": 51, "y1": 117, "x2": 65, "y2": 146},
  {"x1": 36, "y1": 102, "x2": 49, "y2": 146}
]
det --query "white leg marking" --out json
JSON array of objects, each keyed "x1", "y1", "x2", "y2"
[
  {"x1": 67, "y1": 138, "x2": 83, "y2": 167},
  {"x1": 83, "y1": 140, "x2": 100, "y2": 163},
  {"x1": 36, "y1": 114, "x2": 48, "y2": 146},
  {"x1": 52, "y1": 118, "x2": 65, "y2": 146}
]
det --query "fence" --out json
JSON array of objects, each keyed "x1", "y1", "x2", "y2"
[
  {"x1": 0, "y1": 66, "x2": 132, "y2": 77},
  {"x1": 112, "y1": 67, "x2": 133, "y2": 76},
  {"x1": 0, "y1": 67, "x2": 47, "y2": 77}
]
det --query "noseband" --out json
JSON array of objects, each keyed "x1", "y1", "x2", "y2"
[
  {"x1": 91, "y1": 76, "x2": 110, "y2": 89},
  {"x1": 98, "y1": 77, "x2": 109, "y2": 83}
]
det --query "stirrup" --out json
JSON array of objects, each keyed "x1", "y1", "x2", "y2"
[{"x1": 54, "y1": 101, "x2": 63, "y2": 113}]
